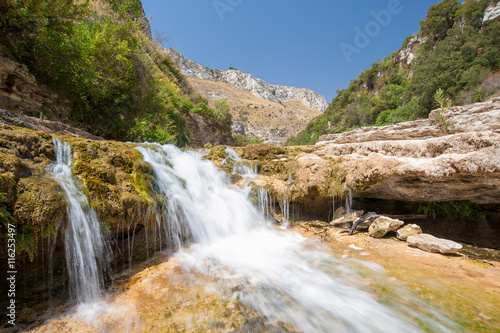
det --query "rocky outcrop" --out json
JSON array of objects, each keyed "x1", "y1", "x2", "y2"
[
  {"x1": 407, "y1": 234, "x2": 463, "y2": 254},
  {"x1": 166, "y1": 49, "x2": 328, "y2": 112},
  {"x1": 249, "y1": 98, "x2": 500, "y2": 206},
  {"x1": 483, "y1": 1, "x2": 500, "y2": 26},
  {"x1": 396, "y1": 36, "x2": 427, "y2": 67},
  {"x1": 0, "y1": 109, "x2": 102, "y2": 140},
  {"x1": 0, "y1": 47, "x2": 69, "y2": 119}
]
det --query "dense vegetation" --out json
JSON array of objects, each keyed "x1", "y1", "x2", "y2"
[
  {"x1": 288, "y1": 0, "x2": 500, "y2": 145},
  {"x1": 0, "y1": 0, "x2": 232, "y2": 145}
]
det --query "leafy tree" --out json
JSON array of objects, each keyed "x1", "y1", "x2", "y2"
[{"x1": 419, "y1": 0, "x2": 462, "y2": 41}]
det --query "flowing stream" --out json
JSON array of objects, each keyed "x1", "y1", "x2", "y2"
[
  {"x1": 39, "y1": 140, "x2": 463, "y2": 331},
  {"x1": 47, "y1": 138, "x2": 110, "y2": 304},
  {"x1": 136, "y1": 144, "x2": 458, "y2": 332}
]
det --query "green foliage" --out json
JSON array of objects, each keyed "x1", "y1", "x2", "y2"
[
  {"x1": 0, "y1": 0, "x2": 232, "y2": 146},
  {"x1": 419, "y1": 0, "x2": 462, "y2": 41},
  {"x1": 288, "y1": 1, "x2": 500, "y2": 146},
  {"x1": 213, "y1": 99, "x2": 233, "y2": 130},
  {"x1": 418, "y1": 201, "x2": 486, "y2": 219},
  {"x1": 454, "y1": 0, "x2": 491, "y2": 29},
  {"x1": 0, "y1": 193, "x2": 14, "y2": 225},
  {"x1": 234, "y1": 135, "x2": 263, "y2": 147},
  {"x1": 433, "y1": 88, "x2": 454, "y2": 131}
]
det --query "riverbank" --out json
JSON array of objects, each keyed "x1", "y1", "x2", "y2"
[
  {"x1": 293, "y1": 221, "x2": 500, "y2": 332},
  {"x1": 11, "y1": 222, "x2": 500, "y2": 333}
]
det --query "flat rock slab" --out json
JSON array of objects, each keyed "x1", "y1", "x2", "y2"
[{"x1": 407, "y1": 234, "x2": 463, "y2": 254}]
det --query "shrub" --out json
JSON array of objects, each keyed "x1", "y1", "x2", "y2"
[{"x1": 481, "y1": 72, "x2": 500, "y2": 95}]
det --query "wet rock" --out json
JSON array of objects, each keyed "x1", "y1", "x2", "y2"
[
  {"x1": 407, "y1": 234, "x2": 463, "y2": 254},
  {"x1": 368, "y1": 216, "x2": 404, "y2": 238},
  {"x1": 14, "y1": 177, "x2": 67, "y2": 230},
  {"x1": 396, "y1": 224, "x2": 422, "y2": 241}
]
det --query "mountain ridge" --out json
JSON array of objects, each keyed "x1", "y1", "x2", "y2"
[{"x1": 166, "y1": 49, "x2": 328, "y2": 112}]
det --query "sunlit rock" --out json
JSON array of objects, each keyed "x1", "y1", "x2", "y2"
[
  {"x1": 396, "y1": 224, "x2": 422, "y2": 241},
  {"x1": 407, "y1": 234, "x2": 463, "y2": 254},
  {"x1": 368, "y1": 216, "x2": 404, "y2": 238}
]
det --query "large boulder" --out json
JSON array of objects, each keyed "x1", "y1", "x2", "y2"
[
  {"x1": 407, "y1": 234, "x2": 463, "y2": 254},
  {"x1": 368, "y1": 216, "x2": 404, "y2": 238}
]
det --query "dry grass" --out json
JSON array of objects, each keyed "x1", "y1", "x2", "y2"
[{"x1": 188, "y1": 78, "x2": 322, "y2": 145}]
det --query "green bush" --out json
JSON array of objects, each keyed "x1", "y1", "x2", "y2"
[
  {"x1": 0, "y1": 0, "x2": 232, "y2": 146},
  {"x1": 418, "y1": 201, "x2": 486, "y2": 219},
  {"x1": 234, "y1": 135, "x2": 263, "y2": 147}
]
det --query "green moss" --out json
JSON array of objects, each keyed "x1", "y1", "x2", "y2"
[
  {"x1": 418, "y1": 201, "x2": 486, "y2": 219},
  {"x1": 73, "y1": 160, "x2": 116, "y2": 185},
  {"x1": 326, "y1": 161, "x2": 348, "y2": 197},
  {"x1": 240, "y1": 144, "x2": 286, "y2": 160},
  {"x1": 208, "y1": 145, "x2": 227, "y2": 161}
]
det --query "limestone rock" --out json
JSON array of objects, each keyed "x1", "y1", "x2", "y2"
[
  {"x1": 14, "y1": 177, "x2": 67, "y2": 230},
  {"x1": 396, "y1": 36, "x2": 427, "y2": 67},
  {"x1": 166, "y1": 49, "x2": 328, "y2": 112},
  {"x1": 483, "y1": 1, "x2": 500, "y2": 26},
  {"x1": 407, "y1": 234, "x2": 463, "y2": 254},
  {"x1": 368, "y1": 216, "x2": 404, "y2": 238},
  {"x1": 330, "y1": 210, "x2": 363, "y2": 228},
  {"x1": 396, "y1": 224, "x2": 422, "y2": 241}
]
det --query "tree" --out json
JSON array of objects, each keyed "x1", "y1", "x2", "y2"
[{"x1": 419, "y1": 0, "x2": 462, "y2": 41}]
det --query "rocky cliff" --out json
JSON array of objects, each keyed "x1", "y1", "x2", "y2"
[
  {"x1": 483, "y1": 1, "x2": 500, "y2": 26},
  {"x1": 166, "y1": 49, "x2": 328, "y2": 112},
  {"x1": 250, "y1": 98, "x2": 500, "y2": 205}
]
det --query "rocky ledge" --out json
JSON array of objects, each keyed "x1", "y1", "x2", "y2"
[{"x1": 249, "y1": 98, "x2": 500, "y2": 205}]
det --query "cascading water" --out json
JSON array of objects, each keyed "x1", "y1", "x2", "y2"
[
  {"x1": 47, "y1": 138, "x2": 110, "y2": 304},
  {"x1": 138, "y1": 144, "x2": 458, "y2": 332}
]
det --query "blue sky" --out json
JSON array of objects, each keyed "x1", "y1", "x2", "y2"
[{"x1": 141, "y1": 0, "x2": 441, "y2": 103}]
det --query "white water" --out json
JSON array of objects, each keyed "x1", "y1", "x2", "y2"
[
  {"x1": 138, "y1": 144, "x2": 458, "y2": 332},
  {"x1": 47, "y1": 138, "x2": 110, "y2": 304}
]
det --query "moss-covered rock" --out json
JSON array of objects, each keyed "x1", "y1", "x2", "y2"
[
  {"x1": 0, "y1": 173, "x2": 17, "y2": 206},
  {"x1": 0, "y1": 153, "x2": 27, "y2": 179},
  {"x1": 14, "y1": 177, "x2": 67, "y2": 231},
  {"x1": 239, "y1": 144, "x2": 286, "y2": 160}
]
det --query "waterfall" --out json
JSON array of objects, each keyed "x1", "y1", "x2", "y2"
[
  {"x1": 137, "y1": 144, "x2": 457, "y2": 333},
  {"x1": 224, "y1": 147, "x2": 257, "y2": 179},
  {"x1": 47, "y1": 138, "x2": 110, "y2": 304}
]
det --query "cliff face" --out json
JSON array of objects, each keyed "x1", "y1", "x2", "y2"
[
  {"x1": 483, "y1": 1, "x2": 500, "y2": 26},
  {"x1": 187, "y1": 77, "x2": 321, "y2": 145},
  {"x1": 166, "y1": 49, "x2": 325, "y2": 145},
  {"x1": 166, "y1": 49, "x2": 328, "y2": 112}
]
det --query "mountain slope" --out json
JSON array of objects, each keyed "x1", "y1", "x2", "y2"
[
  {"x1": 188, "y1": 77, "x2": 321, "y2": 145},
  {"x1": 0, "y1": 0, "x2": 233, "y2": 147},
  {"x1": 288, "y1": 0, "x2": 500, "y2": 146},
  {"x1": 166, "y1": 49, "x2": 326, "y2": 145},
  {"x1": 166, "y1": 49, "x2": 328, "y2": 111}
]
